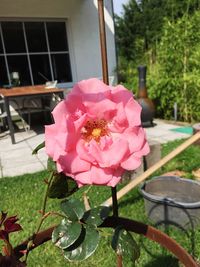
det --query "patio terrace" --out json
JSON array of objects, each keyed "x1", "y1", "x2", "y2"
[{"x1": 0, "y1": 119, "x2": 192, "y2": 178}]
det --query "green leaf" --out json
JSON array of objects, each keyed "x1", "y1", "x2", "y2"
[
  {"x1": 82, "y1": 206, "x2": 111, "y2": 227},
  {"x1": 47, "y1": 173, "x2": 69, "y2": 199},
  {"x1": 61, "y1": 199, "x2": 85, "y2": 221},
  {"x1": 47, "y1": 173, "x2": 78, "y2": 199},
  {"x1": 111, "y1": 226, "x2": 140, "y2": 266},
  {"x1": 63, "y1": 226, "x2": 100, "y2": 261},
  {"x1": 47, "y1": 157, "x2": 57, "y2": 172},
  {"x1": 52, "y1": 219, "x2": 82, "y2": 249},
  {"x1": 32, "y1": 141, "x2": 45, "y2": 155},
  {"x1": 67, "y1": 177, "x2": 79, "y2": 196}
]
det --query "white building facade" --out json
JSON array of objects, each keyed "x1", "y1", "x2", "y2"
[{"x1": 0, "y1": 0, "x2": 117, "y2": 88}]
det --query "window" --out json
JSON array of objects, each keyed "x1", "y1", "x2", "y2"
[{"x1": 0, "y1": 21, "x2": 72, "y2": 87}]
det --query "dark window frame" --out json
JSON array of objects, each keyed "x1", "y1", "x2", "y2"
[{"x1": 0, "y1": 20, "x2": 72, "y2": 87}]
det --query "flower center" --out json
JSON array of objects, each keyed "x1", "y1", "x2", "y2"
[
  {"x1": 92, "y1": 128, "x2": 102, "y2": 138},
  {"x1": 82, "y1": 119, "x2": 109, "y2": 142}
]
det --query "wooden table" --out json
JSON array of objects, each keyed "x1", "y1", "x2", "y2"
[{"x1": 0, "y1": 85, "x2": 64, "y2": 144}]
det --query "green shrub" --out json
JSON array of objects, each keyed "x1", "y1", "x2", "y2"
[
  {"x1": 148, "y1": 12, "x2": 200, "y2": 122},
  {"x1": 117, "y1": 10, "x2": 200, "y2": 123}
]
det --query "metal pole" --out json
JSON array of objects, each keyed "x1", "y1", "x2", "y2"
[{"x1": 97, "y1": 0, "x2": 109, "y2": 85}]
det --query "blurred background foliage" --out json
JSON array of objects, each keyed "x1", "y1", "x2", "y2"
[{"x1": 115, "y1": 0, "x2": 200, "y2": 122}]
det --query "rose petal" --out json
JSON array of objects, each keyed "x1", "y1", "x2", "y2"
[
  {"x1": 74, "y1": 170, "x2": 93, "y2": 187},
  {"x1": 121, "y1": 154, "x2": 142, "y2": 170},
  {"x1": 123, "y1": 127, "x2": 147, "y2": 153},
  {"x1": 108, "y1": 103, "x2": 128, "y2": 133},
  {"x1": 75, "y1": 166, "x2": 120, "y2": 187},
  {"x1": 107, "y1": 167, "x2": 124, "y2": 187},
  {"x1": 76, "y1": 139, "x2": 96, "y2": 164},
  {"x1": 111, "y1": 85, "x2": 133, "y2": 105},
  {"x1": 44, "y1": 78, "x2": 150, "y2": 187},
  {"x1": 45, "y1": 125, "x2": 58, "y2": 159},
  {"x1": 58, "y1": 152, "x2": 91, "y2": 174},
  {"x1": 89, "y1": 166, "x2": 113, "y2": 185},
  {"x1": 89, "y1": 138, "x2": 129, "y2": 168},
  {"x1": 52, "y1": 100, "x2": 68, "y2": 124},
  {"x1": 84, "y1": 98, "x2": 116, "y2": 120},
  {"x1": 125, "y1": 98, "x2": 142, "y2": 126},
  {"x1": 66, "y1": 93, "x2": 86, "y2": 114},
  {"x1": 73, "y1": 78, "x2": 110, "y2": 94},
  {"x1": 134, "y1": 141, "x2": 150, "y2": 157}
]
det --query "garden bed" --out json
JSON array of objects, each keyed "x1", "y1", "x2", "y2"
[{"x1": 1, "y1": 139, "x2": 200, "y2": 266}]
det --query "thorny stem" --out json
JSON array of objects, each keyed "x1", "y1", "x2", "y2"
[
  {"x1": 117, "y1": 254, "x2": 123, "y2": 267},
  {"x1": 48, "y1": 212, "x2": 66, "y2": 218},
  {"x1": 41, "y1": 172, "x2": 54, "y2": 216},
  {"x1": 24, "y1": 171, "x2": 54, "y2": 262},
  {"x1": 34, "y1": 172, "x2": 54, "y2": 234}
]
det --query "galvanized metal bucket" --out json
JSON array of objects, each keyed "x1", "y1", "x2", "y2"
[{"x1": 140, "y1": 176, "x2": 200, "y2": 229}]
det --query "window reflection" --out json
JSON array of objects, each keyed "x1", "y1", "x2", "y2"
[
  {"x1": 0, "y1": 21, "x2": 72, "y2": 86},
  {"x1": 25, "y1": 22, "x2": 47, "y2": 52},
  {"x1": 7, "y1": 55, "x2": 31, "y2": 86},
  {"x1": 47, "y1": 22, "x2": 68, "y2": 51},
  {"x1": 30, "y1": 55, "x2": 51, "y2": 85},
  {"x1": 51, "y1": 54, "x2": 72, "y2": 83},
  {"x1": 1, "y1": 22, "x2": 26, "y2": 53},
  {"x1": 0, "y1": 56, "x2": 8, "y2": 86},
  {"x1": 0, "y1": 38, "x2": 3, "y2": 54}
]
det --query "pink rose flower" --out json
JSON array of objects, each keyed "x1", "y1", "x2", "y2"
[{"x1": 45, "y1": 78, "x2": 149, "y2": 187}]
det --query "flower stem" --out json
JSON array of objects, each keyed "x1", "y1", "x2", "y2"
[
  {"x1": 41, "y1": 172, "x2": 54, "y2": 216},
  {"x1": 111, "y1": 186, "x2": 118, "y2": 217},
  {"x1": 25, "y1": 171, "x2": 54, "y2": 262},
  {"x1": 117, "y1": 254, "x2": 123, "y2": 267},
  {"x1": 35, "y1": 172, "x2": 54, "y2": 234},
  {"x1": 111, "y1": 187, "x2": 122, "y2": 266}
]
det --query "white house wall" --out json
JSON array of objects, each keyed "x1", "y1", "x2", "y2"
[{"x1": 0, "y1": 0, "x2": 117, "y2": 85}]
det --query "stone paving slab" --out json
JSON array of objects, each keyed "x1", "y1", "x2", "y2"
[
  {"x1": 2, "y1": 161, "x2": 46, "y2": 177},
  {"x1": 0, "y1": 119, "x2": 192, "y2": 178},
  {"x1": 0, "y1": 129, "x2": 46, "y2": 178},
  {"x1": 145, "y1": 120, "x2": 191, "y2": 144}
]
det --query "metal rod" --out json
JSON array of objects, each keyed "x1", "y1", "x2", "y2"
[
  {"x1": 111, "y1": 187, "x2": 118, "y2": 217},
  {"x1": 97, "y1": 0, "x2": 109, "y2": 85}
]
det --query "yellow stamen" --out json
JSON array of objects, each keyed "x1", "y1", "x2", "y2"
[
  {"x1": 92, "y1": 128, "x2": 102, "y2": 138},
  {"x1": 81, "y1": 119, "x2": 108, "y2": 142}
]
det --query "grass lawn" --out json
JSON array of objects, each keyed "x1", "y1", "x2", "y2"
[{"x1": 1, "y1": 139, "x2": 200, "y2": 266}]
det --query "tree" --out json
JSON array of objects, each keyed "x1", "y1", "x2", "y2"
[
  {"x1": 148, "y1": 10, "x2": 200, "y2": 121},
  {"x1": 115, "y1": 0, "x2": 200, "y2": 63},
  {"x1": 115, "y1": 0, "x2": 143, "y2": 61}
]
